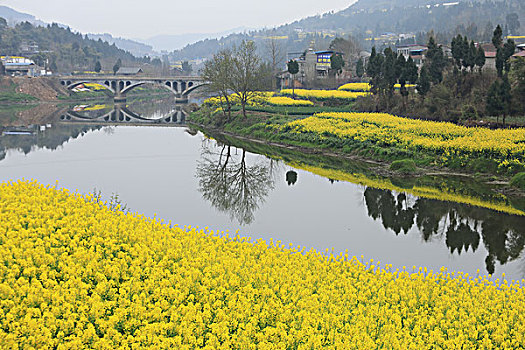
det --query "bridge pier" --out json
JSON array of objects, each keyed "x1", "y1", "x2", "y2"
[{"x1": 114, "y1": 94, "x2": 127, "y2": 103}]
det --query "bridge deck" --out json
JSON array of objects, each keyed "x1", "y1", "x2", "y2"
[{"x1": 61, "y1": 75, "x2": 203, "y2": 80}]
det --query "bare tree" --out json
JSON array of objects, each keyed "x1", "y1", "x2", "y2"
[
  {"x1": 264, "y1": 38, "x2": 285, "y2": 90},
  {"x1": 202, "y1": 49, "x2": 234, "y2": 119},
  {"x1": 230, "y1": 40, "x2": 262, "y2": 118}
]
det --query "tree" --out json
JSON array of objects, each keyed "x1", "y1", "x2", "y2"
[
  {"x1": 486, "y1": 77, "x2": 512, "y2": 125},
  {"x1": 404, "y1": 57, "x2": 419, "y2": 84},
  {"x1": 230, "y1": 40, "x2": 263, "y2": 118},
  {"x1": 492, "y1": 25, "x2": 503, "y2": 49},
  {"x1": 330, "y1": 53, "x2": 345, "y2": 77},
  {"x1": 264, "y1": 38, "x2": 285, "y2": 89},
  {"x1": 329, "y1": 36, "x2": 361, "y2": 68},
  {"x1": 417, "y1": 65, "x2": 431, "y2": 97},
  {"x1": 502, "y1": 39, "x2": 516, "y2": 73},
  {"x1": 181, "y1": 61, "x2": 192, "y2": 75},
  {"x1": 355, "y1": 57, "x2": 364, "y2": 78},
  {"x1": 425, "y1": 36, "x2": 447, "y2": 83},
  {"x1": 509, "y1": 57, "x2": 525, "y2": 116},
  {"x1": 367, "y1": 47, "x2": 384, "y2": 95},
  {"x1": 467, "y1": 40, "x2": 477, "y2": 72},
  {"x1": 287, "y1": 59, "x2": 299, "y2": 99},
  {"x1": 113, "y1": 58, "x2": 122, "y2": 75},
  {"x1": 0, "y1": 60, "x2": 4, "y2": 76},
  {"x1": 94, "y1": 60, "x2": 102, "y2": 73},
  {"x1": 451, "y1": 34, "x2": 463, "y2": 68},
  {"x1": 475, "y1": 46, "x2": 486, "y2": 73},
  {"x1": 202, "y1": 49, "x2": 234, "y2": 119}
]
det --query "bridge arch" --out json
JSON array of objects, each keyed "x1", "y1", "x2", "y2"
[
  {"x1": 182, "y1": 82, "x2": 209, "y2": 97},
  {"x1": 120, "y1": 81, "x2": 179, "y2": 96},
  {"x1": 63, "y1": 80, "x2": 115, "y2": 94}
]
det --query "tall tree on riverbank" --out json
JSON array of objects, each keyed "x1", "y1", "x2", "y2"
[
  {"x1": 202, "y1": 49, "x2": 234, "y2": 120},
  {"x1": 230, "y1": 40, "x2": 262, "y2": 118}
]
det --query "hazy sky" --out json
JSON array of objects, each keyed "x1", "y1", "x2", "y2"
[{"x1": 0, "y1": 0, "x2": 354, "y2": 39}]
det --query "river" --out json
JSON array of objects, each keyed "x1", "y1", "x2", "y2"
[{"x1": 1, "y1": 99, "x2": 525, "y2": 281}]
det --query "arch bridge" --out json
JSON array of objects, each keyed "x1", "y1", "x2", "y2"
[{"x1": 60, "y1": 75, "x2": 208, "y2": 102}]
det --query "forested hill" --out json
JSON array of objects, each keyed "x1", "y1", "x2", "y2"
[
  {"x1": 0, "y1": 19, "x2": 139, "y2": 73},
  {"x1": 170, "y1": 0, "x2": 524, "y2": 61}
]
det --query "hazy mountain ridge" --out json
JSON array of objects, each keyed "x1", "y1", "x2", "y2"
[
  {"x1": 140, "y1": 27, "x2": 254, "y2": 52},
  {"x1": 0, "y1": 5, "x2": 48, "y2": 27},
  {"x1": 169, "y1": 0, "x2": 523, "y2": 60},
  {"x1": 87, "y1": 33, "x2": 154, "y2": 57}
]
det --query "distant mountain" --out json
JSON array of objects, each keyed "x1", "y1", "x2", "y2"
[
  {"x1": 141, "y1": 27, "x2": 254, "y2": 52},
  {"x1": 0, "y1": 5, "x2": 47, "y2": 27},
  {"x1": 170, "y1": 0, "x2": 524, "y2": 60},
  {"x1": 88, "y1": 33, "x2": 154, "y2": 57}
]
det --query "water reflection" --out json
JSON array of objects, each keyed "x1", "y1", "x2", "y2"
[
  {"x1": 60, "y1": 102, "x2": 189, "y2": 124},
  {"x1": 196, "y1": 141, "x2": 276, "y2": 225},
  {"x1": 0, "y1": 124, "x2": 102, "y2": 161},
  {"x1": 364, "y1": 187, "x2": 525, "y2": 275}
]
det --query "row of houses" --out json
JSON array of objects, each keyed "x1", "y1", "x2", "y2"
[{"x1": 396, "y1": 41, "x2": 525, "y2": 71}]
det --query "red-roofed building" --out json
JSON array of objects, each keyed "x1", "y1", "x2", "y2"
[{"x1": 478, "y1": 43, "x2": 497, "y2": 71}]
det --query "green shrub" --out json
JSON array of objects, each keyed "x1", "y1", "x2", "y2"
[
  {"x1": 510, "y1": 172, "x2": 525, "y2": 190},
  {"x1": 390, "y1": 159, "x2": 417, "y2": 174}
]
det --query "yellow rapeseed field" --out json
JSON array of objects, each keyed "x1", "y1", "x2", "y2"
[
  {"x1": 284, "y1": 112, "x2": 525, "y2": 169},
  {"x1": 1, "y1": 180, "x2": 524, "y2": 349},
  {"x1": 337, "y1": 83, "x2": 371, "y2": 92},
  {"x1": 280, "y1": 89, "x2": 370, "y2": 101}
]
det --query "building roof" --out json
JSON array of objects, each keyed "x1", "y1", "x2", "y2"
[
  {"x1": 314, "y1": 50, "x2": 343, "y2": 56},
  {"x1": 396, "y1": 44, "x2": 427, "y2": 49},
  {"x1": 513, "y1": 51, "x2": 525, "y2": 57},
  {"x1": 117, "y1": 67, "x2": 143, "y2": 75},
  {"x1": 5, "y1": 62, "x2": 35, "y2": 67},
  {"x1": 485, "y1": 51, "x2": 497, "y2": 58}
]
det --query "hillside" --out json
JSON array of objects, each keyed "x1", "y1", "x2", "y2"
[
  {"x1": 0, "y1": 6, "x2": 154, "y2": 58},
  {"x1": 0, "y1": 20, "x2": 140, "y2": 73},
  {"x1": 170, "y1": 0, "x2": 524, "y2": 60}
]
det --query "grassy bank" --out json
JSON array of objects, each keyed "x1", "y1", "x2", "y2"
[
  {"x1": 1, "y1": 180, "x2": 524, "y2": 349},
  {"x1": 191, "y1": 107, "x2": 525, "y2": 178}
]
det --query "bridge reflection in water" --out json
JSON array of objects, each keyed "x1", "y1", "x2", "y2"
[{"x1": 60, "y1": 103, "x2": 188, "y2": 125}]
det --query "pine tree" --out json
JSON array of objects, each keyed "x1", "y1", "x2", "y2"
[
  {"x1": 492, "y1": 25, "x2": 503, "y2": 49},
  {"x1": 356, "y1": 57, "x2": 364, "y2": 78},
  {"x1": 417, "y1": 65, "x2": 431, "y2": 97},
  {"x1": 475, "y1": 46, "x2": 485, "y2": 73},
  {"x1": 94, "y1": 60, "x2": 102, "y2": 73}
]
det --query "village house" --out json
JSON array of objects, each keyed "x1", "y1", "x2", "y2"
[
  {"x1": 0, "y1": 56, "x2": 37, "y2": 77},
  {"x1": 279, "y1": 48, "x2": 344, "y2": 88},
  {"x1": 116, "y1": 67, "x2": 144, "y2": 76},
  {"x1": 396, "y1": 45, "x2": 427, "y2": 68}
]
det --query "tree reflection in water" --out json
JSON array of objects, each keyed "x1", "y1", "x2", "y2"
[
  {"x1": 196, "y1": 141, "x2": 275, "y2": 225},
  {"x1": 364, "y1": 187, "x2": 525, "y2": 275}
]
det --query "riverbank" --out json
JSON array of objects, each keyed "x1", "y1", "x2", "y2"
[{"x1": 190, "y1": 107, "x2": 525, "y2": 185}]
